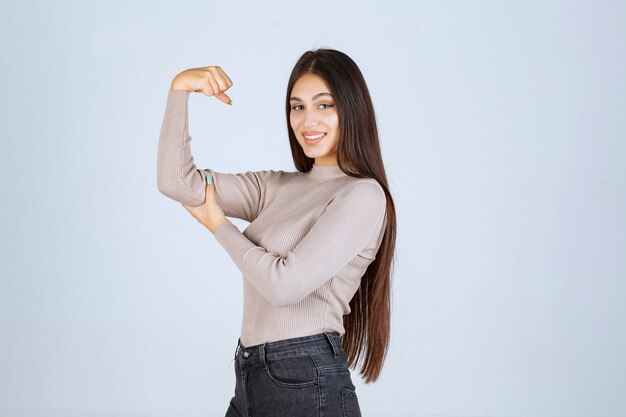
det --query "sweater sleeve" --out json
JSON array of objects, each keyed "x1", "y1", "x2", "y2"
[
  {"x1": 156, "y1": 90, "x2": 272, "y2": 222},
  {"x1": 213, "y1": 180, "x2": 387, "y2": 308}
]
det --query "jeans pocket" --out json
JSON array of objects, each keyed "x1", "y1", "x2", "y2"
[
  {"x1": 264, "y1": 353, "x2": 319, "y2": 388},
  {"x1": 341, "y1": 388, "x2": 362, "y2": 417}
]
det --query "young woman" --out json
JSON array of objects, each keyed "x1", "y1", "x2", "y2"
[{"x1": 157, "y1": 47, "x2": 397, "y2": 417}]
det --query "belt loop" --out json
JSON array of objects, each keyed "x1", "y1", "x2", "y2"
[
  {"x1": 324, "y1": 332, "x2": 339, "y2": 357},
  {"x1": 260, "y1": 343, "x2": 267, "y2": 366},
  {"x1": 230, "y1": 338, "x2": 241, "y2": 368}
]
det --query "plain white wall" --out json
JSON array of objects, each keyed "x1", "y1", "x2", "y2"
[{"x1": 1, "y1": 1, "x2": 624, "y2": 416}]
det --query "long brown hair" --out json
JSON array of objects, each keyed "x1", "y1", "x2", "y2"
[{"x1": 284, "y1": 48, "x2": 397, "y2": 383}]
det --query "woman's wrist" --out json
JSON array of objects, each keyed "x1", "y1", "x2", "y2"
[{"x1": 210, "y1": 218, "x2": 232, "y2": 235}]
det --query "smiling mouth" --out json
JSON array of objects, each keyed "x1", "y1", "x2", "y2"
[{"x1": 303, "y1": 132, "x2": 326, "y2": 144}]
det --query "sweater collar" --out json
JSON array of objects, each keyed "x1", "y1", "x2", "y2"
[{"x1": 307, "y1": 163, "x2": 348, "y2": 180}]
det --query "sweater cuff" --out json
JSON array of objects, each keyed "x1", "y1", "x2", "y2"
[
  {"x1": 166, "y1": 89, "x2": 190, "y2": 108},
  {"x1": 214, "y1": 222, "x2": 258, "y2": 267},
  {"x1": 168, "y1": 89, "x2": 190, "y2": 97}
]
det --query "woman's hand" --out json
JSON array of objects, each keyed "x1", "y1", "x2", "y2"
[
  {"x1": 170, "y1": 65, "x2": 234, "y2": 105},
  {"x1": 182, "y1": 175, "x2": 231, "y2": 235}
]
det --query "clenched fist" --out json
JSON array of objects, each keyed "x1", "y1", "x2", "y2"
[{"x1": 170, "y1": 65, "x2": 234, "y2": 105}]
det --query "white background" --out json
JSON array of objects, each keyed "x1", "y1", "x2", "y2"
[{"x1": 1, "y1": 1, "x2": 624, "y2": 416}]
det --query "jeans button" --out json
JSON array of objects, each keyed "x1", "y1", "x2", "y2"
[{"x1": 242, "y1": 351, "x2": 250, "y2": 358}]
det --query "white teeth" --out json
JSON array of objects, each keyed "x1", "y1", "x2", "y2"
[{"x1": 304, "y1": 133, "x2": 325, "y2": 139}]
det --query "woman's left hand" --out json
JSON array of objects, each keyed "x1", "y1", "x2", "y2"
[{"x1": 182, "y1": 175, "x2": 231, "y2": 235}]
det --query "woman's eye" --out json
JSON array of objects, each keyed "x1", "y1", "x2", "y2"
[{"x1": 291, "y1": 104, "x2": 335, "y2": 111}]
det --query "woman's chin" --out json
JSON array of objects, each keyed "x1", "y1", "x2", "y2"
[{"x1": 300, "y1": 149, "x2": 317, "y2": 158}]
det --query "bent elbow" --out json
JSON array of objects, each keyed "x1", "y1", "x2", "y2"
[
  {"x1": 266, "y1": 288, "x2": 307, "y2": 309},
  {"x1": 269, "y1": 297, "x2": 299, "y2": 309},
  {"x1": 156, "y1": 178, "x2": 172, "y2": 197},
  {"x1": 157, "y1": 178, "x2": 203, "y2": 206}
]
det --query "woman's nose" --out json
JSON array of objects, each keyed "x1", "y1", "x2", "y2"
[{"x1": 304, "y1": 111, "x2": 319, "y2": 127}]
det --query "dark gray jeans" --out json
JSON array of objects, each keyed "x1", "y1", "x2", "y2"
[{"x1": 225, "y1": 331, "x2": 362, "y2": 417}]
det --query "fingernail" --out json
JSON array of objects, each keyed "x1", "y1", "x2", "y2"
[
  {"x1": 205, "y1": 175, "x2": 213, "y2": 184},
  {"x1": 228, "y1": 100, "x2": 233, "y2": 105}
]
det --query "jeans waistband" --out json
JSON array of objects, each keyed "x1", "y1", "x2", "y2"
[{"x1": 235, "y1": 332, "x2": 342, "y2": 365}]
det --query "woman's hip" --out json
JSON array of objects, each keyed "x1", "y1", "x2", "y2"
[{"x1": 229, "y1": 331, "x2": 362, "y2": 417}]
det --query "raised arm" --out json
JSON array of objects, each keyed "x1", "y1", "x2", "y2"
[
  {"x1": 157, "y1": 68, "x2": 273, "y2": 222},
  {"x1": 212, "y1": 180, "x2": 388, "y2": 307}
]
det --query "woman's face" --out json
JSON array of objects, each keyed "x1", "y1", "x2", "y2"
[{"x1": 289, "y1": 73, "x2": 340, "y2": 166}]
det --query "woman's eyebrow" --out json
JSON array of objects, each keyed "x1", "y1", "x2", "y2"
[{"x1": 289, "y1": 92, "x2": 333, "y2": 102}]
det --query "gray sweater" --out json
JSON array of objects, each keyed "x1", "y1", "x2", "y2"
[{"x1": 157, "y1": 90, "x2": 387, "y2": 347}]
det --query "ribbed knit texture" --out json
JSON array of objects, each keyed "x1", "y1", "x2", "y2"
[{"x1": 157, "y1": 90, "x2": 387, "y2": 347}]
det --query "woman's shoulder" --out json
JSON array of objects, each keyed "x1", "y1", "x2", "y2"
[
  {"x1": 261, "y1": 169, "x2": 384, "y2": 198},
  {"x1": 230, "y1": 168, "x2": 299, "y2": 183},
  {"x1": 330, "y1": 176, "x2": 386, "y2": 207}
]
